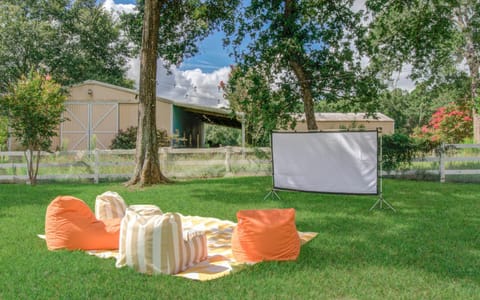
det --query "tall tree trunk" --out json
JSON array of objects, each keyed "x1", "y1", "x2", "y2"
[
  {"x1": 283, "y1": 0, "x2": 317, "y2": 130},
  {"x1": 454, "y1": 8, "x2": 480, "y2": 142},
  {"x1": 127, "y1": 0, "x2": 169, "y2": 186},
  {"x1": 290, "y1": 60, "x2": 318, "y2": 130},
  {"x1": 466, "y1": 44, "x2": 479, "y2": 142}
]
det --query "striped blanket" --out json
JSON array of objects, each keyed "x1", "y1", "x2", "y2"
[{"x1": 49, "y1": 215, "x2": 318, "y2": 281}]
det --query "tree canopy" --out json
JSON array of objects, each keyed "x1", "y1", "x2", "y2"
[
  {"x1": 1, "y1": 71, "x2": 67, "y2": 184},
  {"x1": 223, "y1": 0, "x2": 383, "y2": 131},
  {"x1": 0, "y1": 0, "x2": 132, "y2": 92},
  {"x1": 365, "y1": 0, "x2": 480, "y2": 139}
]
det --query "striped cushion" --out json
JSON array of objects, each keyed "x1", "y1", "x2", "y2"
[
  {"x1": 129, "y1": 204, "x2": 163, "y2": 217},
  {"x1": 116, "y1": 209, "x2": 207, "y2": 275},
  {"x1": 95, "y1": 191, "x2": 127, "y2": 220}
]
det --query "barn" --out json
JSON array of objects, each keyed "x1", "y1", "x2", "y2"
[{"x1": 52, "y1": 80, "x2": 240, "y2": 150}]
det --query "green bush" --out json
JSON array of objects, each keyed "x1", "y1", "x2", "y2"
[
  {"x1": 110, "y1": 126, "x2": 170, "y2": 149},
  {"x1": 381, "y1": 133, "x2": 417, "y2": 171},
  {"x1": 0, "y1": 116, "x2": 8, "y2": 151},
  {"x1": 204, "y1": 124, "x2": 241, "y2": 147}
]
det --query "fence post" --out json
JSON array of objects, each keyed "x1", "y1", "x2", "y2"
[
  {"x1": 94, "y1": 149, "x2": 99, "y2": 184},
  {"x1": 225, "y1": 146, "x2": 232, "y2": 175},
  {"x1": 159, "y1": 147, "x2": 168, "y2": 170},
  {"x1": 439, "y1": 143, "x2": 445, "y2": 183}
]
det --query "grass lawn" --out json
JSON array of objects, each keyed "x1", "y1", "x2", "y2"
[{"x1": 0, "y1": 177, "x2": 479, "y2": 299}]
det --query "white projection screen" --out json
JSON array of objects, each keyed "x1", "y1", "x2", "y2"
[{"x1": 271, "y1": 131, "x2": 378, "y2": 195}]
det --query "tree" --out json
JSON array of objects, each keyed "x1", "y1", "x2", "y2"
[
  {"x1": 122, "y1": 0, "x2": 239, "y2": 186},
  {"x1": 365, "y1": 0, "x2": 480, "y2": 140},
  {"x1": 378, "y1": 75, "x2": 470, "y2": 135},
  {"x1": 224, "y1": 0, "x2": 383, "y2": 130},
  {"x1": 1, "y1": 71, "x2": 67, "y2": 185},
  {"x1": 221, "y1": 66, "x2": 300, "y2": 146},
  {"x1": 0, "y1": 0, "x2": 132, "y2": 92}
]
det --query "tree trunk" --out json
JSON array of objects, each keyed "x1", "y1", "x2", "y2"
[
  {"x1": 127, "y1": 0, "x2": 170, "y2": 186},
  {"x1": 290, "y1": 60, "x2": 318, "y2": 130},
  {"x1": 283, "y1": 0, "x2": 317, "y2": 130},
  {"x1": 454, "y1": 7, "x2": 480, "y2": 142}
]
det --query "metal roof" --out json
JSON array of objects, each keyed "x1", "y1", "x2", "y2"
[{"x1": 294, "y1": 112, "x2": 394, "y2": 122}]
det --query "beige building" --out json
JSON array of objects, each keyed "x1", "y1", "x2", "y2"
[
  {"x1": 20, "y1": 80, "x2": 239, "y2": 151},
  {"x1": 292, "y1": 112, "x2": 394, "y2": 134}
]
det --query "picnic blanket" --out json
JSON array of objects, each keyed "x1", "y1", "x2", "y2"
[{"x1": 41, "y1": 215, "x2": 318, "y2": 281}]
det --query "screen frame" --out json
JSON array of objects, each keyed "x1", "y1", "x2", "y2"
[{"x1": 270, "y1": 130, "x2": 379, "y2": 195}]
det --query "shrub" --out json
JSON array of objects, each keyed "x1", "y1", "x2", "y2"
[
  {"x1": 413, "y1": 103, "x2": 472, "y2": 144},
  {"x1": 110, "y1": 126, "x2": 170, "y2": 149},
  {"x1": 381, "y1": 133, "x2": 417, "y2": 171},
  {"x1": 204, "y1": 124, "x2": 241, "y2": 147}
]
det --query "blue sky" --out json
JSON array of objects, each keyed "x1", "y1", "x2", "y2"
[
  {"x1": 102, "y1": 0, "x2": 414, "y2": 107},
  {"x1": 106, "y1": 0, "x2": 234, "y2": 73}
]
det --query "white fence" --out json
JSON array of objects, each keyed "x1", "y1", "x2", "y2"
[
  {"x1": 382, "y1": 143, "x2": 480, "y2": 182},
  {"x1": 0, "y1": 147, "x2": 271, "y2": 184},
  {"x1": 2, "y1": 144, "x2": 480, "y2": 184}
]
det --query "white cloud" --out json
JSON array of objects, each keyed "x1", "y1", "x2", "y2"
[
  {"x1": 102, "y1": 0, "x2": 137, "y2": 19},
  {"x1": 127, "y1": 57, "x2": 229, "y2": 107},
  {"x1": 106, "y1": 0, "x2": 229, "y2": 108}
]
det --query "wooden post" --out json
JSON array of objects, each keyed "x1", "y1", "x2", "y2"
[
  {"x1": 440, "y1": 143, "x2": 445, "y2": 183},
  {"x1": 94, "y1": 149, "x2": 99, "y2": 184},
  {"x1": 225, "y1": 146, "x2": 232, "y2": 175}
]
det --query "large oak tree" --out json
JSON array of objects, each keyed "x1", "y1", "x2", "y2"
[
  {"x1": 224, "y1": 0, "x2": 382, "y2": 131},
  {"x1": 123, "y1": 0, "x2": 239, "y2": 186},
  {"x1": 365, "y1": 0, "x2": 480, "y2": 140}
]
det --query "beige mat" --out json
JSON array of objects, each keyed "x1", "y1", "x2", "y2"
[{"x1": 44, "y1": 215, "x2": 318, "y2": 281}]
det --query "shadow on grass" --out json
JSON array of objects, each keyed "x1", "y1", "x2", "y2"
[
  {"x1": 1, "y1": 177, "x2": 479, "y2": 287},
  {"x1": 290, "y1": 180, "x2": 480, "y2": 283}
]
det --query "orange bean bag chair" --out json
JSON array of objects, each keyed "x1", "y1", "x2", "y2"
[
  {"x1": 45, "y1": 195, "x2": 121, "y2": 251},
  {"x1": 231, "y1": 208, "x2": 300, "y2": 263}
]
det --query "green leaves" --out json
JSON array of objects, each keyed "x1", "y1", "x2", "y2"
[
  {"x1": 224, "y1": 0, "x2": 382, "y2": 132},
  {"x1": 1, "y1": 70, "x2": 67, "y2": 184},
  {"x1": 0, "y1": 1, "x2": 133, "y2": 93},
  {"x1": 2, "y1": 71, "x2": 67, "y2": 151}
]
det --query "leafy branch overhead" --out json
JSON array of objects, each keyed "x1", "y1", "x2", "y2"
[{"x1": 223, "y1": 0, "x2": 383, "y2": 131}]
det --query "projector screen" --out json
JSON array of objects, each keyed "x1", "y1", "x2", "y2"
[{"x1": 271, "y1": 131, "x2": 378, "y2": 195}]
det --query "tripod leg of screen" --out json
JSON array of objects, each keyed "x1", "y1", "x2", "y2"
[{"x1": 264, "y1": 189, "x2": 281, "y2": 201}]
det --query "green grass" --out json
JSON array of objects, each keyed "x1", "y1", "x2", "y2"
[{"x1": 1, "y1": 177, "x2": 479, "y2": 299}]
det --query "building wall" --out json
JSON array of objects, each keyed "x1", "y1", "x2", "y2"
[
  {"x1": 294, "y1": 119, "x2": 394, "y2": 134},
  {"x1": 58, "y1": 82, "x2": 175, "y2": 150}
]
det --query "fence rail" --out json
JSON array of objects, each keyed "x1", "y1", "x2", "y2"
[
  {"x1": 2, "y1": 143, "x2": 480, "y2": 184},
  {"x1": 381, "y1": 143, "x2": 480, "y2": 182},
  {"x1": 0, "y1": 147, "x2": 271, "y2": 184}
]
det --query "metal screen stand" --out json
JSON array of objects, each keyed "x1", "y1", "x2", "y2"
[
  {"x1": 264, "y1": 189, "x2": 281, "y2": 201},
  {"x1": 370, "y1": 194, "x2": 395, "y2": 211},
  {"x1": 370, "y1": 128, "x2": 396, "y2": 212}
]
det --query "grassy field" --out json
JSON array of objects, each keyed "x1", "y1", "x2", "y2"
[{"x1": 0, "y1": 177, "x2": 479, "y2": 299}]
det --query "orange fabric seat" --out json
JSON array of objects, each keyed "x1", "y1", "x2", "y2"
[
  {"x1": 231, "y1": 208, "x2": 300, "y2": 263},
  {"x1": 45, "y1": 195, "x2": 121, "y2": 251}
]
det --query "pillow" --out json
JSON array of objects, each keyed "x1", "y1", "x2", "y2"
[
  {"x1": 95, "y1": 191, "x2": 128, "y2": 220},
  {"x1": 116, "y1": 209, "x2": 207, "y2": 275},
  {"x1": 45, "y1": 195, "x2": 121, "y2": 251},
  {"x1": 128, "y1": 204, "x2": 162, "y2": 217},
  {"x1": 231, "y1": 208, "x2": 300, "y2": 263}
]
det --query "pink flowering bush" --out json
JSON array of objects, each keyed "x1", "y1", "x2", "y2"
[{"x1": 413, "y1": 103, "x2": 472, "y2": 144}]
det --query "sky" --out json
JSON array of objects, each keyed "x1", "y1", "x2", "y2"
[{"x1": 102, "y1": 0, "x2": 414, "y2": 108}]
